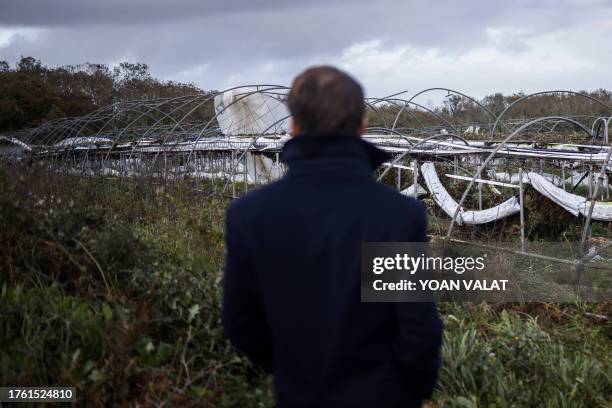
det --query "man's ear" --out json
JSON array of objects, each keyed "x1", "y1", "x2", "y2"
[{"x1": 356, "y1": 117, "x2": 368, "y2": 137}]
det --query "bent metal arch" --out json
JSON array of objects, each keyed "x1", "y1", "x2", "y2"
[
  {"x1": 490, "y1": 90, "x2": 612, "y2": 137},
  {"x1": 4, "y1": 85, "x2": 612, "y2": 256},
  {"x1": 445, "y1": 116, "x2": 612, "y2": 252}
]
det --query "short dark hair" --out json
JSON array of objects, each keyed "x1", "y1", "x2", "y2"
[{"x1": 287, "y1": 66, "x2": 365, "y2": 135}]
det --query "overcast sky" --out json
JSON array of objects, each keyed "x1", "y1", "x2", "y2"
[{"x1": 0, "y1": 0, "x2": 610, "y2": 103}]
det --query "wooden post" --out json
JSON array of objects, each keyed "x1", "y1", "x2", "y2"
[
  {"x1": 231, "y1": 150, "x2": 236, "y2": 197},
  {"x1": 244, "y1": 153, "x2": 249, "y2": 193},
  {"x1": 253, "y1": 153, "x2": 258, "y2": 185},
  {"x1": 562, "y1": 164, "x2": 566, "y2": 191},
  {"x1": 540, "y1": 158, "x2": 543, "y2": 173},
  {"x1": 519, "y1": 167, "x2": 526, "y2": 252},
  {"x1": 211, "y1": 153, "x2": 216, "y2": 193},
  {"x1": 412, "y1": 160, "x2": 418, "y2": 198},
  {"x1": 275, "y1": 152, "x2": 280, "y2": 184},
  {"x1": 588, "y1": 165, "x2": 593, "y2": 197},
  {"x1": 396, "y1": 167, "x2": 401, "y2": 190},
  {"x1": 606, "y1": 121, "x2": 610, "y2": 200}
]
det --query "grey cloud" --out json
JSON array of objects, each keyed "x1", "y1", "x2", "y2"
[
  {"x1": 0, "y1": 0, "x2": 611, "y2": 96},
  {"x1": 0, "y1": 0, "x2": 362, "y2": 27}
]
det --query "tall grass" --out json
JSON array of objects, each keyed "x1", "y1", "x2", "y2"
[
  {"x1": 0, "y1": 165, "x2": 272, "y2": 406},
  {"x1": 436, "y1": 303, "x2": 611, "y2": 407},
  {"x1": 0, "y1": 163, "x2": 610, "y2": 407}
]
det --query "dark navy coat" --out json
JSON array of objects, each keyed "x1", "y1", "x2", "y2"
[{"x1": 223, "y1": 134, "x2": 443, "y2": 408}]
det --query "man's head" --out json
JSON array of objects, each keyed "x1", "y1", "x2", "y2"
[{"x1": 287, "y1": 66, "x2": 366, "y2": 137}]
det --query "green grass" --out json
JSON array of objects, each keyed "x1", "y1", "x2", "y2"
[
  {"x1": 0, "y1": 164, "x2": 610, "y2": 407},
  {"x1": 436, "y1": 303, "x2": 611, "y2": 407}
]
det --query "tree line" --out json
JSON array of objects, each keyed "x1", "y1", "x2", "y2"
[
  {"x1": 0, "y1": 56, "x2": 209, "y2": 133},
  {"x1": 1, "y1": 56, "x2": 610, "y2": 133},
  {"x1": 370, "y1": 89, "x2": 612, "y2": 130}
]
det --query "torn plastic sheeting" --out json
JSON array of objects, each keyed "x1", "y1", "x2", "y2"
[
  {"x1": 214, "y1": 88, "x2": 289, "y2": 136},
  {"x1": 245, "y1": 152, "x2": 284, "y2": 183},
  {"x1": 400, "y1": 183, "x2": 427, "y2": 197},
  {"x1": 527, "y1": 172, "x2": 612, "y2": 221},
  {"x1": 54, "y1": 137, "x2": 112, "y2": 148},
  {"x1": 488, "y1": 170, "x2": 611, "y2": 191},
  {"x1": 0, "y1": 136, "x2": 32, "y2": 151},
  {"x1": 421, "y1": 162, "x2": 521, "y2": 225},
  {"x1": 565, "y1": 171, "x2": 609, "y2": 188},
  {"x1": 488, "y1": 170, "x2": 566, "y2": 185}
]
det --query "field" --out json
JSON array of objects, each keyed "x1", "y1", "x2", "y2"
[{"x1": 1, "y1": 163, "x2": 610, "y2": 407}]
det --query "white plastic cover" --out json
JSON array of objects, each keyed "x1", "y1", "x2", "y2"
[
  {"x1": 0, "y1": 136, "x2": 32, "y2": 151},
  {"x1": 488, "y1": 170, "x2": 610, "y2": 191},
  {"x1": 214, "y1": 88, "x2": 290, "y2": 135},
  {"x1": 488, "y1": 171, "x2": 563, "y2": 185},
  {"x1": 421, "y1": 162, "x2": 521, "y2": 225},
  {"x1": 245, "y1": 152, "x2": 284, "y2": 183},
  {"x1": 54, "y1": 137, "x2": 112, "y2": 148},
  {"x1": 564, "y1": 171, "x2": 609, "y2": 188},
  {"x1": 400, "y1": 183, "x2": 427, "y2": 197},
  {"x1": 527, "y1": 172, "x2": 612, "y2": 221}
]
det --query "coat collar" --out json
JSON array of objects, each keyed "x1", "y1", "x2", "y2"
[{"x1": 281, "y1": 133, "x2": 389, "y2": 172}]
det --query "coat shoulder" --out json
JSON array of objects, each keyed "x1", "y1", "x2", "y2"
[
  {"x1": 227, "y1": 179, "x2": 287, "y2": 219},
  {"x1": 371, "y1": 181, "x2": 427, "y2": 214}
]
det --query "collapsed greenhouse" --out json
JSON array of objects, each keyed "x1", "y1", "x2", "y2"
[{"x1": 1, "y1": 85, "x2": 611, "y2": 254}]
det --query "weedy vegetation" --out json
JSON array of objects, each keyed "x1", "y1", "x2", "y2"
[{"x1": 0, "y1": 163, "x2": 610, "y2": 407}]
